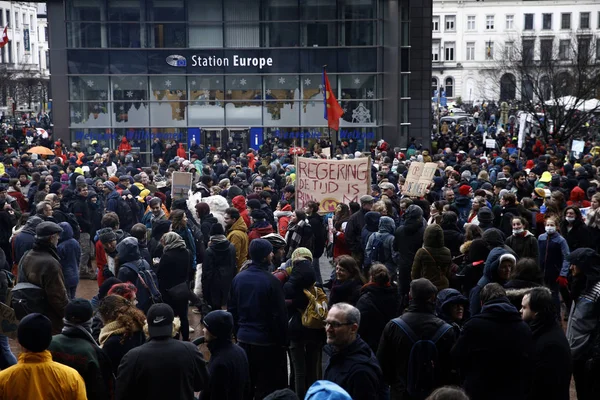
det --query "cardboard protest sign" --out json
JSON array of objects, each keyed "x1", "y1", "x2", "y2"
[
  {"x1": 172, "y1": 172, "x2": 193, "y2": 199},
  {"x1": 296, "y1": 157, "x2": 371, "y2": 213},
  {"x1": 402, "y1": 162, "x2": 438, "y2": 197}
]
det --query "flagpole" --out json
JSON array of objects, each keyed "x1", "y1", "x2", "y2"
[{"x1": 323, "y1": 64, "x2": 334, "y2": 154}]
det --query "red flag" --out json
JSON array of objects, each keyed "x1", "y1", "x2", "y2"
[
  {"x1": 323, "y1": 70, "x2": 344, "y2": 131},
  {"x1": 0, "y1": 27, "x2": 8, "y2": 49}
]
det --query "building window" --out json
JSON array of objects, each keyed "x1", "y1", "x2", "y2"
[
  {"x1": 486, "y1": 15, "x2": 494, "y2": 30},
  {"x1": 0, "y1": 9, "x2": 3, "y2": 26},
  {"x1": 444, "y1": 42, "x2": 455, "y2": 61},
  {"x1": 598, "y1": 12, "x2": 600, "y2": 29},
  {"x1": 445, "y1": 16, "x2": 455, "y2": 31},
  {"x1": 524, "y1": 14, "x2": 534, "y2": 30},
  {"x1": 432, "y1": 16, "x2": 439, "y2": 32},
  {"x1": 466, "y1": 42, "x2": 475, "y2": 60},
  {"x1": 523, "y1": 39, "x2": 535, "y2": 63},
  {"x1": 506, "y1": 15, "x2": 514, "y2": 30},
  {"x1": 559, "y1": 39, "x2": 570, "y2": 59},
  {"x1": 578, "y1": 38, "x2": 590, "y2": 59},
  {"x1": 542, "y1": 13, "x2": 552, "y2": 30},
  {"x1": 505, "y1": 41, "x2": 514, "y2": 59},
  {"x1": 5, "y1": 10, "x2": 9, "y2": 27},
  {"x1": 486, "y1": 42, "x2": 494, "y2": 60},
  {"x1": 596, "y1": 39, "x2": 600, "y2": 59},
  {"x1": 580, "y1": 12, "x2": 590, "y2": 29},
  {"x1": 432, "y1": 41, "x2": 440, "y2": 61},
  {"x1": 467, "y1": 16, "x2": 476, "y2": 31},
  {"x1": 540, "y1": 39, "x2": 553, "y2": 61},
  {"x1": 445, "y1": 77, "x2": 454, "y2": 98},
  {"x1": 561, "y1": 13, "x2": 571, "y2": 29},
  {"x1": 432, "y1": 77, "x2": 438, "y2": 96},
  {"x1": 14, "y1": 12, "x2": 19, "y2": 28}
]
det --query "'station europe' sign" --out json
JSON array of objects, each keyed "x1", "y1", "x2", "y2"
[
  {"x1": 167, "y1": 54, "x2": 273, "y2": 69},
  {"x1": 296, "y1": 157, "x2": 371, "y2": 213}
]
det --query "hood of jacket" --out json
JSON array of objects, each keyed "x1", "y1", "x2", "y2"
[
  {"x1": 21, "y1": 216, "x2": 44, "y2": 236},
  {"x1": 424, "y1": 223, "x2": 445, "y2": 247},
  {"x1": 478, "y1": 296, "x2": 522, "y2": 322},
  {"x1": 232, "y1": 195, "x2": 247, "y2": 211},
  {"x1": 116, "y1": 236, "x2": 141, "y2": 263},
  {"x1": 569, "y1": 186, "x2": 586, "y2": 202},
  {"x1": 364, "y1": 211, "x2": 381, "y2": 233},
  {"x1": 230, "y1": 214, "x2": 248, "y2": 233},
  {"x1": 377, "y1": 216, "x2": 395, "y2": 235},
  {"x1": 305, "y1": 380, "x2": 352, "y2": 399},
  {"x1": 478, "y1": 248, "x2": 514, "y2": 286},
  {"x1": 210, "y1": 236, "x2": 232, "y2": 252},
  {"x1": 454, "y1": 195, "x2": 472, "y2": 208},
  {"x1": 58, "y1": 221, "x2": 74, "y2": 243},
  {"x1": 436, "y1": 288, "x2": 468, "y2": 321},
  {"x1": 482, "y1": 228, "x2": 506, "y2": 248},
  {"x1": 403, "y1": 204, "x2": 424, "y2": 232}
]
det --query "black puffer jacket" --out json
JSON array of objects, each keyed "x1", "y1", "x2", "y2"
[
  {"x1": 356, "y1": 283, "x2": 398, "y2": 353},
  {"x1": 308, "y1": 214, "x2": 326, "y2": 259},
  {"x1": 202, "y1": 237, "x2": 237, "y2": 310},
  {"x1": 393, "y1": 205, "x2": 426, "y2": 270}
]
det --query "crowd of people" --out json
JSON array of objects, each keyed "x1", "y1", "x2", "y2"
[{"x1": 0, "y1": 127, "x2": 598, "y2": 400}]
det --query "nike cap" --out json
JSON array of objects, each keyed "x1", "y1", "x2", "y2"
[{"x1": 147, "y1": 303, "x2": 174, "y2": 338}]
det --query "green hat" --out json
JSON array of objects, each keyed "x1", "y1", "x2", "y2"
[{"x1": 291, "y1": 247, "x2": 313, "y2": 262}]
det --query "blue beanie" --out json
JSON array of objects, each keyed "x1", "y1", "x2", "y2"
[
  {"x1": 306, "y1": 381, "x2": 352, "y2": 400},
  {"x1": 495, "y1": 157, "x2": 504, "y2": 165},
  {"x1": 249, "y1": 238, "x2": 273, "y2": 262}
]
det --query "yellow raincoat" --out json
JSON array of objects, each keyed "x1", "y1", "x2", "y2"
[{"x1": 0, "y1": 351, "x2": 87, "y2": 399}]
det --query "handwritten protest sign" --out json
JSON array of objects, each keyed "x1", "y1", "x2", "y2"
[
  {"x1": 296, "y1": 157, "x2": 371, "y2": 213},
  {"x1": 172, "y1": 172, "x2": 193, "y2": 200},
  {"x1": 403, "y1": 162, "x2": 438, "y2": 197}
]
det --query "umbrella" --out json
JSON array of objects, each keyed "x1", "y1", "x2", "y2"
[
  {"x1": 576, "y1": 99, "x2": 600, "y2": 112},
  {"x1": 544, "y1": 96, "x2": 579, "y2": 109},
  {"x1": 35, "y1": 128, "x2": 49, "y2": 139},
  {"x1": 27, "y1": 146, "x2": 54, "y2": 156}
]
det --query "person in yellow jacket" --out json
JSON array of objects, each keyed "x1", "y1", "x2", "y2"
[
  {"x1": 224, "y1": 207, "x2": 249, "y2": 270},
  {"x1": 0, "y1": 313, "x2": 87, "y2": 400}
]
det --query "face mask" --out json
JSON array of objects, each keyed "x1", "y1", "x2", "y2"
[
  {"x1": 513, "y1": 228, "x2": 524, "y2": 235},
  {"x1": 545, "y1": 226, "x2": 556, "y2": 234},
  {"x1": 566, "y1": 217, "x2": 576, "y2": 223}
]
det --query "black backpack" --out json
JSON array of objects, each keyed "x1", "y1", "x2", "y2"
[
  {"x1": 10, "y1": 282, "x2": 47, "y2": 320},
  {"x1": 121, "y1": 260, "x2": 162, "y2": 314},
  {"x1": 63, "y1": 212, "x2": 81, "y2": 241},
  {"x1": 392, "y1": 318, "x2": 452, "y2": 399},
  {"x1": 116, "y1": 196, "x2": 134, "y2": 229}
]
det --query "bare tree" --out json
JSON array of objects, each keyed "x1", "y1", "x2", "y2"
[{"x1": 485, "y1": 33, "x2": 600, "y2": 143}]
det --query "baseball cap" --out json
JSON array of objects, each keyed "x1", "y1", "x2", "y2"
[{"x1": 146, "y1": 303, "x2": 174, "y2": 338}]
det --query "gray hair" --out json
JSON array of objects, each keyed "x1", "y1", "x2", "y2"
[
  {"x1": 36, "y1": 201, "x2": 52, "y2": 215},
  {"x1": 480, "y1": 283, "x2": 506, "y2": 304},
  {"x1": 330, "y1": 302, "x2": 361, "y2": 326}
]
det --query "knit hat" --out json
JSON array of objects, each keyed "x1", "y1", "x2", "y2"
[
  {"x1": 227, "y1": 185, "x2": 244, "y2": 199},
  {"x1": 109, "y1": 176, "x2": 119, "y2": 184},
  {"x1": 525, "y1": 160, "x2": 535, "y2": 170},
  {"x1": 249, "y1": 238, "x2": 273, "y2": 262},
  {"x1": 209, "y1": 223, "x2": 225, "y2": 236},
  {"x1": 17, "y1": 313, "x2": 52, "y2": 352},
  {"x1": 103, "y1": 181, "x2": 116, "y2": 191},
  {"x1": 65, "y1": 298, "x2": 93, "y2": 324},
  {"x1": 75, "y1": 175, "x2": 86, "y2": 185},
  {"x1": 151, "y1": 220, "x2": 172, "y2": 240},
  {"x1": 250, "y1": 209, "x2": 267, "y2": 220},
  {"x1": 291, "y1": 247, "x2": 313, "y2": 262},
  {"x1": 305, "y1": 380, "x2": 352, "y2": 400},
  {"x1": 477, "y1": 206, "x2": 493, "y2": 223},
  {"x1": 49, "y1": 182, "x2": 63, "y2": 194},
  {"x1": 461, "y1": 170, "x2": 472, "y2": 180},
  {"x1": 202, "y1": 310, "x2": 234, "y2": 339},
  {"x1": 36, "y1": 221, "x2": 63, "y2": 237},
  {"x1": 409, "y1": 278, "x2": 438, "y2": 303},
  {"x1": 458, "y1": 185, "x2": 471, "y2": 196},
  {"x1": 499, "y1": 253, "x2": 517, "y2": 266},
  {"x1": 534, "y1": 188, "x2": 546, "y2": 198},
  {"x1": 539, "y1": 171, "x2": 552, "y2": 183},
  {"x1": 98, "y1": 277, "x2": 122, "y2": 301},
  {"x1": 246, "y1": 199, "x2": 261, "y2": 211},
  {"x1": 98, "y1": 228, "x2": 117, "y2": 244}
]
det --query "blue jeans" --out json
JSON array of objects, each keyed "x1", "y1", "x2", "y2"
[{"x1": 0, "y1": 335, "x2": 16, "y2": 370}]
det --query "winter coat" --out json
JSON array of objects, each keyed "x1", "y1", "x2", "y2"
[
  {"x1": 285, "y1": 219, "x2": 314, "y2": 258},
  {"x1": 57, "y1": 222, "x2": 81, "y2": 290},
  {"x1": 115, "y1": 337, "x2": 209, "y2": 400},
  {"x1": 226, "y1": 216, "x2": 248, "y2": 270},
  {"x1": 451, "y1": 297, "x2": 533, "y2": 400},
  {"x1": 105, "y1": 189, "x2": 120, "y2": 214},
  {"x1": 100, "y1": 328, "x2": 145, "y2": 375},
  {"x1": 505, "y1": 231, "x2": 539, "y2": 261},
  {"x1": 116, "y1": 238, "x2": 152, "y2": 286},
  {"x1": 538, "y1": 232, "x2": 570, "y2": 283},
  {"x1": 18, "y1": 240, "x2": 69, "y2": 334},
  {"x1": 364, "y1": 216, "x2": 396, "y2": 274},
  {"x1": 560, "y1": 220, "x2": 591, "y2": 251},
  {"x1": 412, "y1": 224, "x2": 452, "y2": 291},
  {"x1": 356, "y1": 283, "x2": 399, "y2": 354},
  {"x1": 393, "y1": 205, "x2": 426, "y2": 271},
  {"x1": 248, "y1": 221, "x2": 274, "y2": 244},
  {"x1": 528, "y1": 317, "x2": 572, "y2": 400},
  {"x1": 469, "y1": 247, "x2": 515, "y2": 316},
  {"x1": 454, "y1": 195, "x2": 472, "y2": 224},
  {"x1": 71, "y1": 193, "x2": 92, "y2": 234},
  {"x1": 441, "y1": 223, "x2": 465, "y2": 258},
  {"x1": 157, "y1": 246, "x2": 190, "y2": 304},
  {"x1": 232, "y1": 195, "x2": 251, "y2": 228},
  {"x1": 436, "y1": 288, "x2": 469, "y2": 336},
  {"x1": 0, "y1": 351, "x2": 87, "y2": 399},
  {"x1": 200, "y1": 339, "x2": 250, "y2": 400},
  {"x1": 324, "y1": 337, "x2": 385, "y2": 400},
  {"x1": 308, "y1": 213, "x2": 327, "y2": 259},
  {"x1": 49, "y1": 326, "x2": 114, "y2": 400},
  {"x1": 328, "y1": 278, "x2": 362, "y2": 306},
  {"x1": 274, "y1": 204, "x2": 293, "y2": 237},
  {"x1": 345, "y1": 208, "x2": 367, "y2": 254},
  {"x1": 361, "y1": 211, "x2": 381, "y2": 251},
  {"x1": 283, "y1": 259, "x2": 325, "y2": 342},
  {"x1": 202, "y1": 237, "x2": 237, "y2": 310},
  {"x1": 377, "y1": 303, "x2": 456, "y2": 400},
  {"x1": 12, "y1": 221, "x2": 37, "y2": 267},
  {"x1": 504, "y1": 279, "x2": 542, "y2": 310},
  {"x1": 228, "y1": 261, "x2": 288, "y2": 346}
]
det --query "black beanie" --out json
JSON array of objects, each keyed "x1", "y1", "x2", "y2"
[
  {"x1": 209, "y1": 223, "x2": 225, "y2": 236},
  {"x1": 151, "y1": 220, "x2": 172, "y2": 240},
  {"x1": 98, "y1": 277, "x2": 122, "y2": 300},
  {"x1": 202, "y1": 310, "x2": 233, "y2": 339},
  {"x1": 65, "y1": 298, "x2": 93, "y2": 323},
  {"x1": 18, "y1": 313, "x2": 52, "y2": 352}
]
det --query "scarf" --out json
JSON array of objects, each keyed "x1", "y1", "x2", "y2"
[
  {"x1": 62, "y1": 318, "x2": 99, "y2": 347},
  {"x1": 286, "y1": 219, "x2": 310, "y2": 258},
  {"x1": 162, "y1": 232, "x2": 187, "y2": 252},
  {"x1": 98, "y1": 320, "x2": 130, "y2": 347}
]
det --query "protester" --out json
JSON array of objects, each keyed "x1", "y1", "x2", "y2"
[
  {"x1": 202, "y1": 224, "x2": 237, "y2": 311},
  {"x1": 224, "y1": 207, "x2": 248, "y2": 270},
  {"x1": 327, "y1": 255, "x2": 365, "y2": 306},
  {"x1": 411, "y1": 224, "x2": 452, "y2": 291},
  {"x1": 57, "y1": 221, "x2": 82, "y2": 299}
]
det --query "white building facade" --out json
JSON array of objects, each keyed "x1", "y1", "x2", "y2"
[{"x1": 432, "y1": 0, "x2": 600, "y2": 102}]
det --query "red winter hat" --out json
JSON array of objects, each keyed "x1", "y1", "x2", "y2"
[
  {"x1": 459, "y1": 185, "x2": 471, "y2": 196},
  {"x1": 525, "y1": 160, "x2": 534, "y2": 170}
]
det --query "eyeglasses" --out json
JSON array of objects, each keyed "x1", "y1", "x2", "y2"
[{"x1": 325, "y1": 321, "x2": 354, "y2": 329}]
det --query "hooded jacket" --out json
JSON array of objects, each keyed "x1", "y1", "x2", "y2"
[
  {"x1": 356, "y1": 282, "x2": 399, "y2": 354},
  {"x1": 412, "y1": 224, "x2": 452, "y2": 291},
  {"x1": 202, "y1": 236, "x2": 237, "y2": 310},
  {"x1": 361, "y1": 212, "x2": 381, "y2": 251},
  {"x1": 436, "y1": 288, "x2": 469, "y2": 335},
  {"x1": 57, "y1": 222, "x2": 81, "y2": 289},
  {"x1": 12, "y1": 216, "x2": 43, "y2": 268},
  {"x1": 232, "y1": 195, "x2": 251, "y2": 228},
  {"x1": 469, "y1": 249, "x2": 515, "y2": 316},
  {"x1": 364, "y1": 216, "x2": 396, "y2": 273},
  {"x1": 393, "y1": 205, "x2": 426, "y2": 270},
  {"x1": 451, "y1": 296, "x2": 532, "y2": 400},
  {"x1": 274, "y1": 203, "x2": 293, "y2": 237},
  {"x1": 116, "y1": 237, "x2": 151, "y2": 285},
  {"x1": 118, "y1": 137, "x2": 132, "y2": 154},
  {"x1": 505, "y1": 230, "x2": 539, "y2": 261},
  {"x1": 176, "y1": 143, "x2": 187, "y2": 160},
  {"x1": 227, "y1": 216, "x2": 249, "y2": 270}
]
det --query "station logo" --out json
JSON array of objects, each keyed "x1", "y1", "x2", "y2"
[{"x1": 166, "y1": 55, "x2": 187, "y2": 67}]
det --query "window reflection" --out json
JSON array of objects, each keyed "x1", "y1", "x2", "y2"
[{"x1": 189, "y1": 76, "x2": 225, "y2": 126}]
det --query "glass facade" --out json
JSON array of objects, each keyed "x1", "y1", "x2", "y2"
[{"x1": 65, "y1": 0, "x2": 382, "y2": 153}]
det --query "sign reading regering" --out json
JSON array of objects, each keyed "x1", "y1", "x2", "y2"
[{"x1": 296, "y1": 157, "x2": 371, "y2": 213}]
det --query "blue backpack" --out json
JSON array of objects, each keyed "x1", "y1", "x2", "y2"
[
  {"x1": 121, "y1": 260, "x2": 162, "y2": 314},
  {"x1": 391, "y1": 318, "x2": 452, "y2": 399}
]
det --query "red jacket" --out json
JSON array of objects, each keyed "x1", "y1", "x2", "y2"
[
  {"x1": 232, "y1": 195, "x2": 251, "y2": 228},
  {"x1": 248, "y1": 224, "x2": 274, "y2": 244},
  {"x1": 118, "y1": 137, "x2": 132, "y2": 154},
  {"x1": 177, "y1": 143, "x2": 187, "y2": 159}
]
